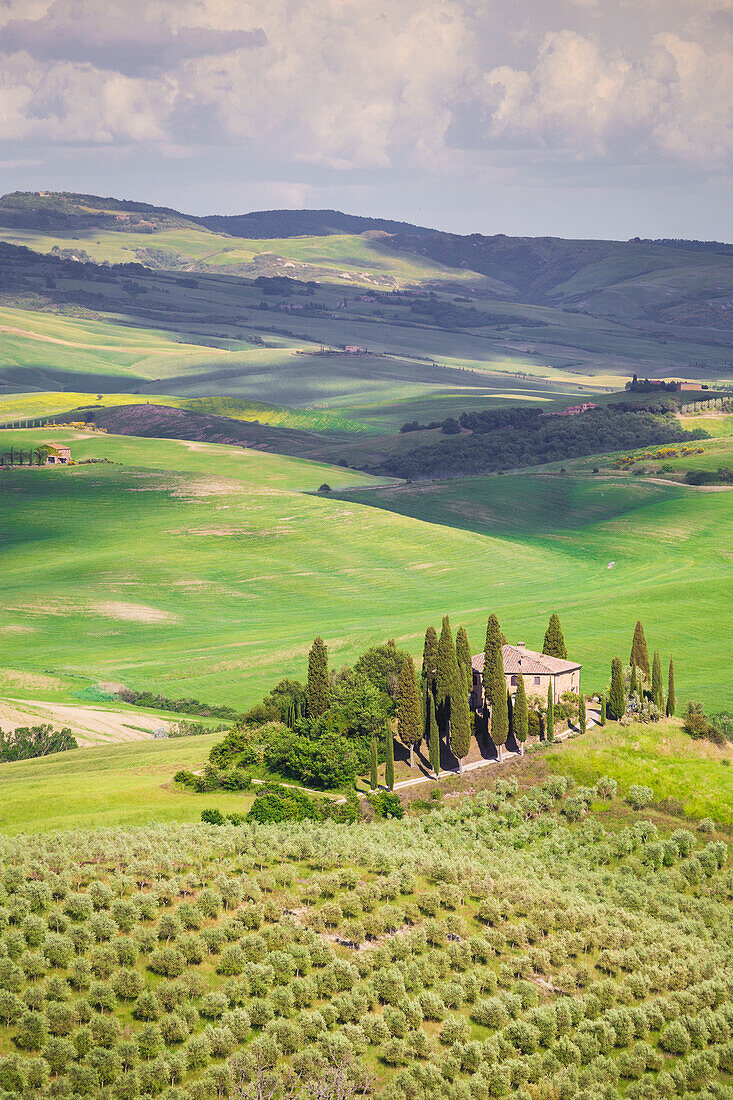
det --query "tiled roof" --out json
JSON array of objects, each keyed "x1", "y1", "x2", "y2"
[{"x1": 472, "y1": 645, "x2": 581, "y2": 677}]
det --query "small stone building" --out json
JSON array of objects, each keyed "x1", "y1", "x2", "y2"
[
  {"x1": 44, "y1": 444, "x2": 71, "y2": 465},
  {"x1": 471, "y1": 643, "x2": 581, "y2": 712}
]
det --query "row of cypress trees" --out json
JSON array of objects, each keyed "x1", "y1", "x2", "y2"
[
  {"x1": 307, "y1": 612, "x2": 575, "y2": 791},
  {"x1": 606, "y1": 621, "x2": 676, "y2": 721}
]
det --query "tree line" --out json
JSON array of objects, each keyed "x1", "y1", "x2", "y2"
[
  {"x1": 382, "y1": 403, "x2": 708, "y2": 479},
  {"x1": 206, "y1": 613, "x2": 578, "y2": 795},
  {"x1": 0, "y1": 724, "x2": 77, "y2": 762}
]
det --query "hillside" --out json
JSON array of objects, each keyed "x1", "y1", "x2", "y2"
[
  {"x1": 2, "y1": 428, "x2": 733, "y2": 712},
  {"x1": 0, "y1": 768, "x2": 730, "y2": 1099},
  {"x1": 1, "y1": 193, "x2": 733, "y2": 406}
]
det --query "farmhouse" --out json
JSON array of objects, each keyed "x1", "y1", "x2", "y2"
[
  {"x1": 557, "y1": 402, "x2": 599, "y2": 416},
  {"x1": 471, "y1": 643, "x2": 581, "y2": 712},
  {"x1": 44, "y1": 444, "x2": 71, "y2": 465}
]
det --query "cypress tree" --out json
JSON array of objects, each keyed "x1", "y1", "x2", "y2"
[
  {"x1": 427, "y1": 690, "x2": 440, "y2": 776},
  {"x1": 306, "y1": 637, "x2": 329, "y2": 717},
  {"x1": 546, "y1": 682, "x2": 555, "y2": 743},
  {"x1": 608, "y1": 656, "x2": 625, "y2": 720},
  {"x1": 370, "y1": 732, "x2": 378, "y2": 790},
  {"x1": 489, "y1": 648, "x2": 509, "y2": 761},
  {"x1": 397, "y1": 656, "x2": 422, "y2": 768},
  {"x1": 599, "y1": 694, "x2": 606, "y2": 726},
  {"x1": 384, "y1": 722, "x2": 395, "y2": 792},
  {"x1": 630, "y1": 621, "x2": 650, "y2": 682},
  {"x1": 651, "y1": 650, "x2": 663, "y2": 711},
  {"x1": 422, "y1": 627, "x2": 438, "y2": 691},
  {"x1": 667, "y1": 658, "x2": 676, "y2": 717},
  {"x1": 435, "y1": 616, "x2": 459, "y2": 736},
  {"x1": 542, "y1": 613, "x2": 567, "y2": 659},
  {"x1": 450, "y1": 677, "x2": 471, "y2": 774},
  {"x1": 482, "y1": 614, "x2": 503, "y2": 708},
  {"x1": 578, "y1": 692, "x2": 586, "y2": 733},
  {"x1": 456, "y1": 626, "x2": 472, "y2": 694},
  {"x1": 513, "y1": 673, "x2": 528, "y2": 755}
]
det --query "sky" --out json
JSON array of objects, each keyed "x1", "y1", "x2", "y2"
[{"x1": 0, "y1": 0, "x2": 731, "y2": 240}]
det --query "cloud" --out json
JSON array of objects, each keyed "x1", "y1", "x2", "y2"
[
  {"x1": 0, "y1": 0, "x2": 265, "y2": 76},
  {"x1": 477, "y1": 27, "x2": 733, "y2": 164},
  {"x1": 0, "y1": 0, "x2": 731, "y2": 191}
]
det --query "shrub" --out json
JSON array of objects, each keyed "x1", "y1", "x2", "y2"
[
  {"x1": 627, "y1": 785, "x2": 654, "y2": 810},
  {"x1": 595, "y1": 776, "x2": 618, "y2": 800},
  {"x1": 659, "y1": 1020, "x2": 691, "y2": 1055},
  {"x1": 368, "y1": 792, "x2": 405, "y2": 819}
]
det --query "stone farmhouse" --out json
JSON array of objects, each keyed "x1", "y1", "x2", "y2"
[
  {"x1": 557, "y1": 402, "x2": 599, "y2": 416},
  {"x1": 44, "y1": 444, "x2": 71, "y2": 465},
  {"x1": 471, "y1": 643, "x2": 581, "y2": 713}
]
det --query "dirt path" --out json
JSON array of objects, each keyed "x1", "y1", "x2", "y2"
[
  {"x1": 0, "y1": 698, "x2": 177, "y2": 747},
  {"x1": 377, "y1": 717, "x2": 597, "y2": 795}
]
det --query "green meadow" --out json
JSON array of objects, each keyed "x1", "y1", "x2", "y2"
[
  {"x1": 2, "y1": 429, "x2": 732, "y2": 716},
  {"x1": 0, "y1": 713, "x2": 730, "y2": 835},
  {"x1": 0, "y1": 390, "x2": 371, "y2": 435},
  {"x1": 543, "y1": 719, "x2": 733, "y2": 824},
  {"x1": 0, "y1": 733, "x2": 255, "y2": 834},
  {"x1": 0, "y1": 225, "x2": 476, "y2": 286}
]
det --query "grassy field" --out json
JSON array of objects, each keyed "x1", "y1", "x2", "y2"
[
  {"x1": 0, "y1": 225, "x2": 478, "y2": 287},
  {"x1": 2, "y1": 430, "x2": 733, "y2": 716},
  {"x1": 0, "y1": 733, "x2": 256, "y2": 833},
  {"x1": 543, "y1": 719, "x2": 733, "y2": 824},
  {"x1": 1, "y1": 709, "x2": 731, "y2": 834},
  {"x1": 0, "y1": 304, "x2": 234, "y2": 387},
  {"x1": 336, "y1": 469, "x2": 733, "y2": 711},
  {"x1": 0, "y1": 390, "x2": 372, "y2": 435}
]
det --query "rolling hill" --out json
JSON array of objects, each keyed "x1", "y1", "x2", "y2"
[
  {"x1": 1, "y1": 191, "x2": 733, "y2": 414},
  {"x1": 2, "y1": 427, "x2": 732, "y2": 713}
]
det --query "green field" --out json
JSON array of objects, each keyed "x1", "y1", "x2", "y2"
[
  {"x1": 543, "y1": 720, "x2": 733, "y2": 824},
  {"x1": 0, "y1": 733, "x2": 256, "y2": 834},
  {"x1": 1, "y1": 429, "x2": 732, "y2": 716},
  {"x1": 0, "y1": 391, "x2": 372, "y2": 435},
  {"x1": 0, "y1": 225, "x2": 478, "y2": 287}
]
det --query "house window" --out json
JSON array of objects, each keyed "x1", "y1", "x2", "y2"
[
  {"x1": 510, "y1": 675, "x2": 517, "y2": 686},
  {"x1": 534, "y1": 676, "x2": 540, "y2": 686}
]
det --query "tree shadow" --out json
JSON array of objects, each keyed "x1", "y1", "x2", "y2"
[{"x1": 395, "y1": 738, "x2": 434, "y2": 779}]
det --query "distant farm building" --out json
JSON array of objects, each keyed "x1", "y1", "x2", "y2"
[
  {"x1": 344, "y1": 345, "x2": 368, "y2": 355},
  {"x1": 648, "y1": 380, "x2": 707, "y2": 392},
  {"x1": 471, "y1": 643, "x2": 581, "y2": 712},
  {"x1": 44, "y1": 444, "x2": 71, "y2": 465},
  {"x1": 557, "y1": 402, "x2": 599, "y2": 416}
]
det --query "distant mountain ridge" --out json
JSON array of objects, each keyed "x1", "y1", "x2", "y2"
[
  {"x1": 3, "y1": 190, "x2": 733, "y2": 320},
  {"x1": 0, "y1": 191, "x2": 430, "y2": 238}
]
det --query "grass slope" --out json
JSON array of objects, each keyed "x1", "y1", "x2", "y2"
[
  {"x1": 2, "y1": 431, "x2": 733, "y2": 715},
  {"x1": 0, "y1": 733, "x2": 249, "y2": 834},
  {"x1": 0, "y1": 392, "x2": 371, "y2": 435},
  {"x1": 543, "y1": 720, "x2": 733, "y2": 824},
  {"x1": 335, "y1": 470, "x2": 733, "y2": 711}
]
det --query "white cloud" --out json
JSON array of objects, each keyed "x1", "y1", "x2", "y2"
[
  {"x1": 0, "y1": 0, "x2": 731, "y2": 182},
  {"x1": 479, "y1": 27, "x2": 733, "y2": 164}
]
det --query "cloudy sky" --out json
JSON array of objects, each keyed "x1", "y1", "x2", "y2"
[{"x1": 0, "y1": 0, "x2": 731, "y2": 239}]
